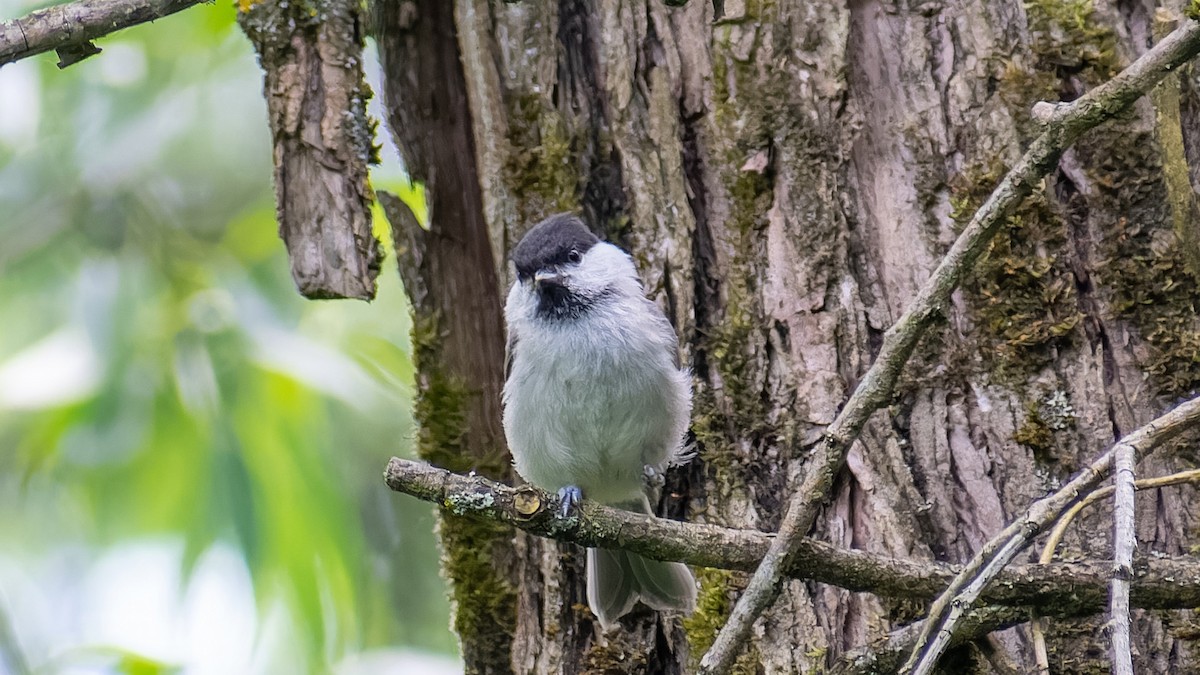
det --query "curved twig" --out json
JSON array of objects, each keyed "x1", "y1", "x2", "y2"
[{"x1": 1030, "y1": 468, "x2": 1200, "y2": 671}]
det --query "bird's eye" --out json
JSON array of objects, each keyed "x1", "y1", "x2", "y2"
[{"x1": 567, "y1": 249, "x2": 582, "y2": 264}]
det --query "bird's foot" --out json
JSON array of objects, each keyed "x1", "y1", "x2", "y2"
[
  {"x1": 557, "y1": 485, "x2": 583, "y2": 518},
  {"x1": 642, "y1": 465, "x2": 665, "y2": 490}
]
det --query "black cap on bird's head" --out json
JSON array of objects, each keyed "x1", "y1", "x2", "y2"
[{"x1": 512, "y1": 213, "x2": 600, "y2": 282}]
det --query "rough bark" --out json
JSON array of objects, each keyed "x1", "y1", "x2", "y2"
[
  {"x1": 239, "y1": 0, "x2": 381, "y2": 300},
  {"x1": 376, "y1": 0, "x2": 1200, "y2": 672}
]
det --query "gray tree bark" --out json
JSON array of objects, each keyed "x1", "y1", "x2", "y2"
[{"x1": 374, "y1": 0, "x2": 1200, "y2": 672}]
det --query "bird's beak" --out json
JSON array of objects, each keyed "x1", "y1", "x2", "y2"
[{"x1": 534, "y1": 270, "x2": 566, "y2": 289}]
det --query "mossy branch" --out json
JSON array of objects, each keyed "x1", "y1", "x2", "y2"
[
  {"x1": 699, "y1": 16, "x2": 1200, "y2": 675},
  {"x1": 0, "y1": 0, "x2": 203, "y2": 67},
  {"x1": 384, "y1": 456, "x2": 1200, "y2": 614}
]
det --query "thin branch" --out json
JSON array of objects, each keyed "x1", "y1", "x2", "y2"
[
  {"x1": 0, "y1": 0, "x2": 203, "y2": 68},
  {"x1": 1031, "y1": 611, "x2": 1051, "y2": 675},
  {"x1": 1032, "y1": 468, "x2": 1200, "y2": 672},
  {"x1": 902, "y1": 394, "x2": 1200, "y2": 675},
  {"x1": 1110, "y1": 442, "x2": 1137, "y2": 675},
  {"x1": 1045, "y1": 469, "x2": 1200, "y2": 558},
  {"x1": 832, "y1": 606, "x2": 1028, "y2": 675},
  {"x1": 383, "y1": 450, "x2": 1200, "y2": 613},
  {"x1": 698, "y1": 15, "x2": 1200, "y2": 675}
]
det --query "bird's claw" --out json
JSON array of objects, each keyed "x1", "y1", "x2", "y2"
[
  {"x1": 557, "y1": 485, "x2": 583, "y2": 518},
  {"x1": 642, "y1": 465, "x2": 665, "y2": 490}
]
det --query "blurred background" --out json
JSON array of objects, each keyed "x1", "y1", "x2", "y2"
[{"x1": 0, "y1": 1, "x2": 457, "y2": 673}]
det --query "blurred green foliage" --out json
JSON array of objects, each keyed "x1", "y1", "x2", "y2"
[{"x1": 0, "y1": 1, "x2": 454, "y2": 672}]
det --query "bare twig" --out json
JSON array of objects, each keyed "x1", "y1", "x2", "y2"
[
  {"x1": 0, "y1": 0, "x2": 203, "y2": 68},
  {"x1": 832, "y1": 606, "x2": 1028, "y2": 675},
  {"x1": 903, "y1": 395, "x2": 1200, "y2": 675},
  {"x1": 1032, "y1": 468, "x2": 1200, "y2": 671},
  {"x1": 1043, "y1": 469, "x2": 1200, "y2": 560},
  {"x1": 699, "y1": 16, "x2": 1200, "y2": 675},
  {"x1": 1031, "y1": 613, "x2": 1051, "y2": 674},
  {"x1": 383, "y1": 454, "x2": 1200, "y2": 612},
  {"x1": 1110, "y1": 441, "x2": 1137, "y2": 675},
  {"x1": 1032, "y1": 483, "x2": 1095, "y2": 674}
]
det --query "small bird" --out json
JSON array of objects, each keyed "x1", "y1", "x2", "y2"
[{"x1": 502, "y1": 213, "x2": 697, "y2": 629}]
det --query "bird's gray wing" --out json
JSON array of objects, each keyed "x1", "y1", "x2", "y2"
[{"x1": 504, "y1": 331, "x2": 517, "y2": 382}]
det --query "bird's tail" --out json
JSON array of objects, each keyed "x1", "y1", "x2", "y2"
[{"x1": 586, "y1": 496, "x2": 697, "y2": 629}]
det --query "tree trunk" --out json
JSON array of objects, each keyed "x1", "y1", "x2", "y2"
[{"x1": 374, "y1": 0, "x2": 1200, "y2": 672}]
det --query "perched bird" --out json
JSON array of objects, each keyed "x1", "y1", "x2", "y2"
[{"x1": 502, "y1": 213, "x2": 697, "y2": 629}]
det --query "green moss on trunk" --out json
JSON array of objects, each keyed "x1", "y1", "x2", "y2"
[
  {"x1": 438, "y1": 515, "x2": 518, "y2": 673},
  {"x1": 503, "y1": 93, "x2": 581, "y2": 225},
  {"x1": 1082, "y1": 128, "x2": 1200, "y2": 400},
  {"x1": 950, "y1": 160, "x2": 1082, "y2": 382},
  {"x1": 410, "y1": 310, "x2": 516, "y2": 672},
  {"x1": 681, "y1": 568, "x2": 760, "y2": 674}
]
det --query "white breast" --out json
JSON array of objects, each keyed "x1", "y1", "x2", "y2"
[{"x1": 503, "y1": 293, "x2": 691, "y2": 506}]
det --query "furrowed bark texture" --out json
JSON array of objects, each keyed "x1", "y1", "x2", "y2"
[
  {"x1": 376, "y1": 0, "x2": 1200, "y2": 672},
  {"x1": 372, "y1": 2, "x2": 517, "y2": 673},
  {"x1": 238, "y1": 0, "x2": 381, "y2": 300}
]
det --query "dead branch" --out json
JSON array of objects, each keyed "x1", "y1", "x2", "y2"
[
  {"x1": 0, "y1": 0, "x2": 202, "y2": 68},
  {"x1": 1031, "y1": 468, "x2": 1200, "y2": 669},
  {"x1": 384, "y1": 454, "x2": 1200, "y2": 614},
  {"x1": 832, "y1": 606, "x2": 1028, "y2": 675},
  {"x1": 698, "y1": 16, "x2": 1200, "y2": 675},
  {"x1": 1043, "y1": 469, "x2": 1200, "y2": 559},
  {"x1": 903, "y1": 394, "x2": 1200, "y2": 674},
  {"x1": 1110, "y1": 442, "x2": 1136, "y2": 675}
]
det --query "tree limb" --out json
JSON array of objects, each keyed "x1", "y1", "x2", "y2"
[
  {"x1": 0, "y1": 0, "x2": 203, "y2": 68},
  {"x1": 699, "y1": 15, "x2": 1200, "y2": 675},
  {"x1": 902, "y1": 394, "x2": 1200, "y2": 674},
  {"x1": 383, "y1": 453, "x2": 1200, "y2": 614}
]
